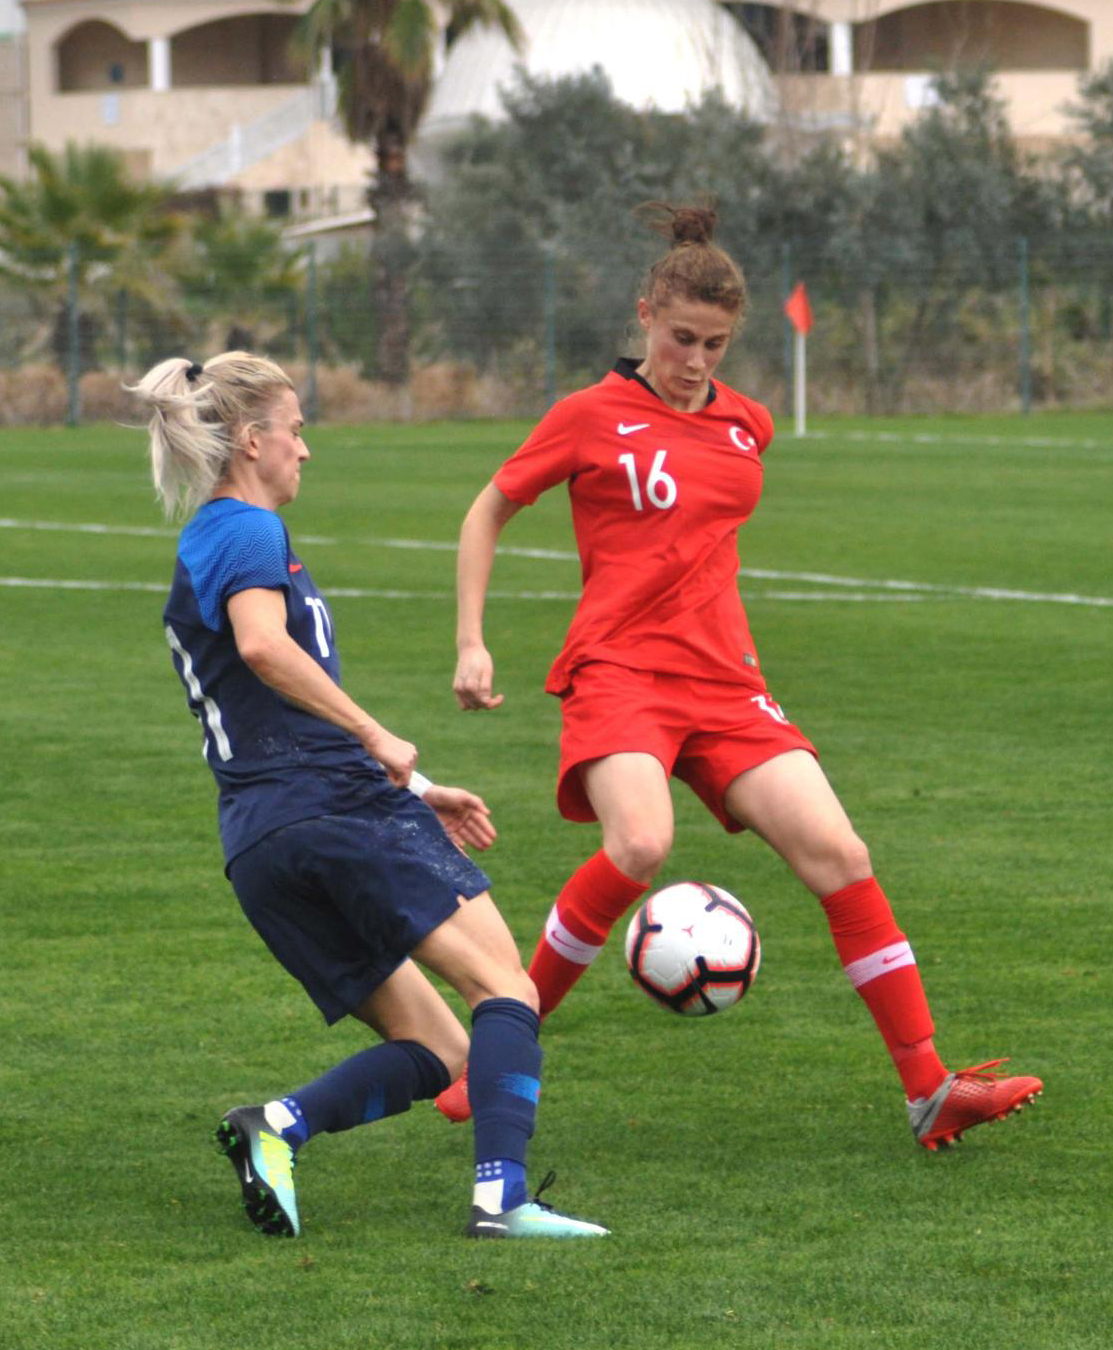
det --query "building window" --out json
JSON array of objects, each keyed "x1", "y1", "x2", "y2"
[
  {"x1": 264, "y1": 189, "x2": 292, "y2": 218},
  {"x1": 57, "y1": 21, "x2": 147, "y2": 92},
  {"x1": 856, "y1": 1, "x2": 1088, "y2": 73},
  {"x1": 172, "y1": 16, "x2": 302, "y2": 88},
  {"x1": 723, "y1": 3, "x2": 830, "y2": 74}
]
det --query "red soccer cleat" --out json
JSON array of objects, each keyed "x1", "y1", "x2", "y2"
[
  {"x1": 908, "y1": 1059, "x2": 1043, "y2": 1150},
  {"x1": 435, "y1": 1068, "x2": 472, "y2": 1123}
]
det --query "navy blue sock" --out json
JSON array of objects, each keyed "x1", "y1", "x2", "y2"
[
  {"x1": 469, "y1": 998, "x2": 542, "y2": 1211},
  {"x1": 271, "y1": 1040, "x2": 449, "y2": 1145}
]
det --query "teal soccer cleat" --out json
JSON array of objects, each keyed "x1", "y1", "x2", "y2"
[
  {"x1": 465, "y1": 1171, "x2": 608, "y2": 1239},
  {"x1": 216, "y1": 1105, "x2": 300, "y2": 1236}
]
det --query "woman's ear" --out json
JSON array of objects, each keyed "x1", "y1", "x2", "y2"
[
  {"x1": 239, "y1": 422, "x2": 261, "y2": 461},
  {"x1": 636, "y1": 297, "x2": 652, "y2": 333}
]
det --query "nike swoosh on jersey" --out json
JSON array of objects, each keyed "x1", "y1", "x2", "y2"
[
  {"x1": 617, "y1": 422, "x2": 650, "y2": 435},
  {"x1": 288, "y1": 562, "x2": 303, "y2": 573}
]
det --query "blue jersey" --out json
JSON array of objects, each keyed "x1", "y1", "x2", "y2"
[{"x1": 163, "y1": 497, "x2": 392, "y2": 867}]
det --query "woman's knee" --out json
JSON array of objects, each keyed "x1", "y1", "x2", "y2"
[
  {"x1": 604, "y1": 826, "x2": 673, "y2": 883},
  {"x1": 835, "y1": 832, "x2": 872, "y2": 881},
  {"x1": 470, "y1": 966, "x2": 539, "y2": 1015},
  {"x1": 806, "y1": 832, "x2": 873, "y2": 895}
]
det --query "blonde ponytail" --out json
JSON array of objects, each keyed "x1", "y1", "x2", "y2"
[{"x1": 128, "y1": 351, "x2": 294, "y2": 518}]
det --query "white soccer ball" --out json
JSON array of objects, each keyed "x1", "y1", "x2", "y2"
[{"x1": 624, "y1": 881, "x2": 761, "y2": 1016}]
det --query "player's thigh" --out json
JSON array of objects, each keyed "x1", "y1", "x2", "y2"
[
  {"x1": 411, "y1": 891, "x2": 538, "y2": 1012},
  {"x1": 352, "y1": 959, "x2": 469, "y2": 1076},
  {"x1": 556, "y1": 662, "x2": 684, "y2": 826},
  {"x1": 581, "y1": 751, "x2": 675, "y2": 874},
  {"x1": 723, "y1": 749, "x2": 871, "y2": 895}
]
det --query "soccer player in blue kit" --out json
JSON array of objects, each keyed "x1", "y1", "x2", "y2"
[{"x1": 133, "y1": 350, "x2": 606, "y2": 1240}]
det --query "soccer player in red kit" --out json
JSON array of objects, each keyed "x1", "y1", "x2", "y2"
[{"x1": 437, "y1": 202, "x2": 1042, "y2": 1150}]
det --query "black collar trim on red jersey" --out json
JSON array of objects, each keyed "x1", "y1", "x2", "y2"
[{"x1": 613, "y1": 357, "x2": 717, "y2": 406}]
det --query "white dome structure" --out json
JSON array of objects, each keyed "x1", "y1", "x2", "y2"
[{"x1": 422, "y1": 0, "x2": 776, "y2": 137}]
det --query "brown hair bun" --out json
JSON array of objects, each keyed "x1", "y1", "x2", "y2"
[{"x1": 637, "y1": 200, "x2": 746, "y2": 319}]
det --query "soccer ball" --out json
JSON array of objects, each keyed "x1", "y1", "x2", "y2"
[{"x1": 624, "y1": 881, "x2": 761, "y2": 1016}]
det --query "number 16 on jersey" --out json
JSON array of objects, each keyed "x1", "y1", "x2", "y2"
[{"x1": 619, "y1": 450, "x2": 677, "y2": 511}]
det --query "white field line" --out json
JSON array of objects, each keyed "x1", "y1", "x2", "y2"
[
  {"x1": 0, "y1": 575, "x2": 569, "y2": 601},
  {"x1": 1, "y1": 518, "x2": 1110, "y2": 607},
  {"x1": 0, "y1": 516, "x2": 178, "y2": 538},
  {"x1": 0, "y1": 575, "x2": 935, "y2": 604},
  {"x1": 803, "y1": 429, "x2": 1113, "y2": 453}
]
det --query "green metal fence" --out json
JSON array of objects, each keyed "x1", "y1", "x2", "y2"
[{"x1": 1, "y1": 234, "x2": 1110, "y2": 425}]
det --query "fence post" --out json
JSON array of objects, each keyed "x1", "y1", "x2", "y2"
[
  {"x1": 781, "y1": 240, "x2": 792, "y2": 417},
  {"x1": 305, "y1": 241, "x2": 319, "y2": 424},
  {"x1": 66, "y1": 242, "x2": 81, "y2": 427},
  {"x1": 542, "y1": 243, "x2": 557, "y2": 408},
  {"x1": 1018, "y1": 236, "x2": 1031, "y2": 415},
  {"x1": 115, "y1": 288, "x2": 128, "y2": 371}
]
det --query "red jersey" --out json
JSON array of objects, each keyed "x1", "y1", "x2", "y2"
[{"x1": 493, "y1": 362, "x2": 774, "y2": 696}]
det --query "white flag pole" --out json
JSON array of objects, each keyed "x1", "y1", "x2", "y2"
[{"x1": 794, "y1": 328, "x2": 807, "y2": 437}]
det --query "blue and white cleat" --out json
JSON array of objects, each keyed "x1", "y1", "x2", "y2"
[
  {"x1": 465, "y1": 1171, "x2": 608, "y2": 1239},
  {"x1": 216, "y1": 1105, "x2": 300, "y2": 1237}
]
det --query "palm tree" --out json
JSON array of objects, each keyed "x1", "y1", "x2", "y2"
[
  {"x1": 0, "y1": 142, "x2": 183, "y2": 369},
  {"x1": 176, "y1": 211, "x2": 306, "y2": 354},
  {"x1": 295, "y1": 0, "x2": 522, "y2": 383}
]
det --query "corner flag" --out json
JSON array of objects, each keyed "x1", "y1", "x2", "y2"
[
  {"x1": 783, "y1": 282, "x2": 813, "y2": 434},
  {"x1": 784, "y1": 281, "x2": 814, "y2": 335}
]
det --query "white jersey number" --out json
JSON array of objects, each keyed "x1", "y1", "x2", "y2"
[
  {"x1": 750, "y1": 694, "x2": 790, "y2": 726},
  {"x1": 165, "y1": 624, "x2": 233, "y2": 762},
  {"x1": 305, "y1": 596, "x2": 333, "y2": 658},
  {"x1": 619, "y1": 449, "x2": 678, "y2": 512}
]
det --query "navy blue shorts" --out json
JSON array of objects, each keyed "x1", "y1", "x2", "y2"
[{"x1": 227, "y1": 794, "x2": 491, "y2": 1024}]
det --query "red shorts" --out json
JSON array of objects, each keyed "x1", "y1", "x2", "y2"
[{"x1": 556, "y1": 662, "x2": 818, "y2": 832}]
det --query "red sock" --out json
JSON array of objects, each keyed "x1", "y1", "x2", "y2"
[
  {"x1": 821, "y1": 877, "x2": 948, "y2": 1100},
  {"x1": 528, "y1": 851, "x2": 648, "y2": 1018}
]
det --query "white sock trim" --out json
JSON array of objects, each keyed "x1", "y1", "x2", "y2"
[
  {"x1": 472, "y1": 1177, "x2": 504, "y2": 1215},
  {"x1": 263, "y1": 1099, "x2": 298, "y2": 1132},
  {"x1": 544, "y1": 905, "x2": 603, "y2": 966},
  {"x1": 844, "y1": 940, "x2": 915, "y2": 988}
]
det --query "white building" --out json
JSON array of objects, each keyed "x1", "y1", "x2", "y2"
[{"x1": 423, "y1": 0, "x2": 776, "y2": 137}]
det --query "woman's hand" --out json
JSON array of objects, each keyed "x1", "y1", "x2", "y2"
[
  {"x1": 453, "y1": 642, "x2": 504, "y2": 711},
  {"x1": 454, "y1": 484, "x2": 521, "y2": 711},
  {"x1": 423, "y1": 784, "x2": 497, "y2": 852},
  {"x1": 361, "y1": 726, "x2": 419, "y2": 786}
]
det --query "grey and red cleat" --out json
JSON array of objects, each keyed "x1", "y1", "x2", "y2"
[
  {"x1": 908, "y1": 1059, "x2": 1043, "y2": 1151},
  {"x1": 435, "y1": 1068, "x2": 472, "y2": 1123}
]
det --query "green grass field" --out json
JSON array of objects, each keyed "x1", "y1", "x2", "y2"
[{"x1": 2, "y1": 410, "x2": 1111, "y2": 1350}]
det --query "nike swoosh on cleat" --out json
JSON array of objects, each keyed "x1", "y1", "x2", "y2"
[
  {"x1": 474, "y1": 1221, "x2": 509, "y2": 1232},
  {"x1": 242, "y1": 1160, "x2": 253, "y2": 1183},
  {"x1": 617, "y1": 422, "x2": 650, "y2": 435}
]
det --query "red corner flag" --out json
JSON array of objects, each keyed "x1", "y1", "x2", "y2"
[{"x1": 784, "y1": 281, "x2": 813, "y2": 335}]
